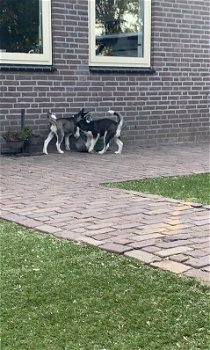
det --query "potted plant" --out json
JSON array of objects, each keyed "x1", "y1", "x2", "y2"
[
  {"x1": 27, "y1": 132, "x2": 40, "y2": 146},
  {"x1": 3, "y1": 127, "x2": 33, "y2": 153}
]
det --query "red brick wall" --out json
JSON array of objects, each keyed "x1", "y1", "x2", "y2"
[{"x1": 1, "y1": 0, "x2": 209, "y2": 149}]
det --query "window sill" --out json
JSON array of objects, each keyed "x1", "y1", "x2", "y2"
[
  {"x1": 89, "y1": 66, "x2": 156, "y2": 74},
  {"x1": 0, "y1": 64, "x2": 57, "y2": 72}
]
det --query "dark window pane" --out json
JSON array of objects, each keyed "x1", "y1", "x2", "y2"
[
  {"x1": 0, "y1": 0, "x2": 43, "y2": 53},
  {"x1": 95, "y1": 0, "x2": 144, "y2": 57}
]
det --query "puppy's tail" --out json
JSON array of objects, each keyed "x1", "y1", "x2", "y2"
[
  {"x1": 47, "y1": 111, "x2": 57, "y2": 125},
  {"x1": 108, "y1": 109, "x2": 123, "y2": 137}
]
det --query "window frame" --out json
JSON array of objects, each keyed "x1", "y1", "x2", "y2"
[
  {"x1": 88, "y1": 0, "x2": 152, "y2": 69},
  {"x1": 0, "y1": 0, "x2": 52, "y2": 66}
]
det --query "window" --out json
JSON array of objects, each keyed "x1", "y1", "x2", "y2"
[
  {"x1": 0, "y1": 0, "x2": 52, "y2": 66},
  {"x1": 89, "y1": 0, "x2": 151, "y2": 69}
]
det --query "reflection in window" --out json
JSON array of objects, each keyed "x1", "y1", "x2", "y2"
[
  {"x1": 0, "y1": 0, "x2": 43, "y2": 54},
  {"x1": 95, "y1": 0, "x2": 144, "y2": 57}
]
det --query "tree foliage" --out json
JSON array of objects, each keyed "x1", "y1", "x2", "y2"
[
  {"x1": 96, "y1": 0, "x2": 142, "y2": 34},
  {"x1": 0, "y1": 0, "x2": 41, "y2": 53}
]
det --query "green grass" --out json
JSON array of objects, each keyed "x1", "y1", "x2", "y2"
[
  {"x1": 107, "y1": 173, "x2": 210, "y2": 205},
  {"x1": 1, "y1": 220, "x2": 210, "y2": 350}
]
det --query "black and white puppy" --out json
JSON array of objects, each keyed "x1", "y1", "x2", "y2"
[
  {"x1": 74, "y1": 108, "x2": 124, "y2": 154},
  {"x1": 43, "y1": 112, "x2": 81, "y2": 155}
]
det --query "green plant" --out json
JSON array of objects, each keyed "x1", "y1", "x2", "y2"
[
  {"x1": 107, "y1": 173, "x2": 210, "y2": 205},
  {"x1": 1, "y1": 220, "x2": 210, "y2": 350},
  {"x1": 3, "y1": 127, "x2": 33, "y2": 142}
]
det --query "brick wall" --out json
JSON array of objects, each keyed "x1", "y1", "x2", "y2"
[{"x1": 1, "y1": 0, "x2": 209, "y2": 151}]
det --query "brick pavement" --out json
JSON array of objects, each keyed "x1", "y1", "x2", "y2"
[{"x1": 0, "y1": 143, "x2": 210, "y2": 283}]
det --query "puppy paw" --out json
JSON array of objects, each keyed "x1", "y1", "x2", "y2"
[
  {"x1": 98, "y1": 149, "x2": 105, "y2": 155},
  {"x1": 114, "y1": 151, "x2": 122, "y2": 154}
]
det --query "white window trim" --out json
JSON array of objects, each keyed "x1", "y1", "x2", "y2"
[
  {"x1": 0, "y1": 0, "x2": 52, "y2": 66},
  {"x1": 89, "y1": 0, "x2": 151, "y2": 68}
]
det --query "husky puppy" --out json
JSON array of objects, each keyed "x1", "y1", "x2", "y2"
[
  {"x1": 74, "y1": 108, "x2": 123, "y2": 154},
  {"x1": 43, "y1": 112, "x2": 81, "y2": 155}
]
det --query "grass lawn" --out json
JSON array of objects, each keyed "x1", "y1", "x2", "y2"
[
  {"x1": 1, "y1": 220, "x2": 210, "y2": 350},
  {"x1": 107, "y1": 173, "x2": 210, "y2": 205}
]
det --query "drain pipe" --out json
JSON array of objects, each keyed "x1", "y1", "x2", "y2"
[
  {"x1": 21, "y1": 109, "x2": 25, "y2": 129},
  {"x1": 20, "y1": 109, "x2": 25, "y2": 153}
]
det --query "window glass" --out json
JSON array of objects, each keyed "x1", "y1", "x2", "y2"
[
  {"x1": 0, "y1": 0, "x2": 51, "y2": 65},
  {"x1": 0, "y1": 0, "x2": 43, "y2": 54},
  {"x1": 95, "y1": 0, "x2": 144, "y2": 58},
  {"x1": 89, "y1": 0, "x2": 151, "y2": 68}
]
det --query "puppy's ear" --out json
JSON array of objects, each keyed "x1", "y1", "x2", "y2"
[{"x1": 84, "y1": 110, "x2": 90, "y2": 116}]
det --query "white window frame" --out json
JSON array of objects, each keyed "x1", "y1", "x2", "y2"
[
  {"x1": 0, "y1": 0, "x2": 52, "y2": 66},
  {"x1": 89, "y1": 0, "x2": 151, "y2": 68}
]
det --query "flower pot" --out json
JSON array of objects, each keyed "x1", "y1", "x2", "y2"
[
  {"x1": 5, "y1": 140, "x2": 25, "y2": 153},
  {"x1": 28, "y1": 134, "x2": 40, "y2": 145}
]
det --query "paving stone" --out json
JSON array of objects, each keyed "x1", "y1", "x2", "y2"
[
  {"x1": 80, "y1": 236, "x2": 103, "y2": 246},
  {"x1": 144, "y1": 208, "x2": 171, "y2": 215},
  {"x1": 156, "y1": 240, "x2": 193, "y2": 249},
  {"x1": 32, "y1": 207, "x2": 61, "y2": 213},
  {"x1": 142, "y1": 245, "x2": 161, "y2": 253},
  {"x1": 30, "y1": 211, "x2": 59, "y2": 219},
  {"x1": 187, "y1": 249, "x2": 209, "y2": 258},
  {"x1": 1, "y1": 143, "x2": 210, "y2": 283},
  {"x1": 162, "y1": 227, "x2": 188, "y2": 235},
  {"x1": 36, "y1": 224, "x2": 61, "y2": 234},
  {"x1": 14, "y1": 218, "x2": 41, "y2": 228},
  {"x1": 137, "y1": 226, "x2": 166, "y2": 234},
  {"x1": 190, "y1": 242, "x2": 210, "y2": 250},
  {"x1": 125, "y1": 250, "x2": 161, "y2": 263},
  {"x1": 129, "y1": 238, "x2": 161, "y2": 249},
  {"x1": 71, "y1": 227, "x2": 88, "y2": 234},
  {"x1": 84, "y1": 227, "x2": 116, "y2": 236},
  {"x1": 53, "y1": 231, "x2": 84, "y2": 242},
  {"x1": 31, "y1": 216, "x2": 51, "y2": 222},
  {"x1": 0, "y1": 213, "x2": 40, "y2": 228},
  {"x1": 202, "y1": 266, "x2": 210, "y2": 272},
  {"x1": 183, "y1": 269, "x2": 210, "y2": 283},
  {"x1": 0, "y1": 212, "x2": 22, "y2": 222},
  {"x1": 151, "y1": 260, "x2": 191, "y2": 274},
  {"x1": 92, "y1": 233, "x2": 112, "y2": 241},
  {"x1": 99, "y1": 242, "x2": 132, "y2": 254},
  {"x1": 169, "y1": 254, "x2": 189, "y2": 263},
  {"x1": 166, "y1": 223, "x2": 194, "y2": 230},
  {"x1": 190, "y1": 236, "x2": 210, "y2": 244},
  {"x1": 185, "y1": 255, "x2": 210, "y2": 268},
  {"x1": 194, "y1": 220, "x2": 210, "y2": 226},
  {"x1": 156, "y1": 246, "x2": 193, "y2": 257},
  {"x1": 112, "y1": 237, "x2": 135, "y2": 245},
  {"x1": 165, "y1": 233, "x2": 192, "y2": 241},
  {"x1": 113, "y1": 222, "x2": 141, "y2": 230},
  {"x1": 132, "y1": 232, "x2": 163, "y2": 241},
  {"x1": 87, "y1": 223, "x2": 115, "y2": 230}
]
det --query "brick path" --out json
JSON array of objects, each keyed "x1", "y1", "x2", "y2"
[{"x1": 1, "y1": 143, "x2": 210, "y2": 283}]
